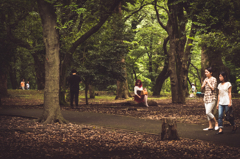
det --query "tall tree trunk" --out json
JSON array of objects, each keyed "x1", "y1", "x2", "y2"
[
  {"x1": 153, "y1": 36, "x2": 170, "y2": 96},
  {"x1": 155, "y1": 0, "x2": 194, "y2": 103},
  {"x1": 116, "y1": 63, "x2": 130, "y2": 99},
  {"x1": 168, "y1": 38, "x2": 179, "y2": 103},
  {"x1": 37, "y1": 0, "x2": 67, "y2": 124},
  {"x1": 85, "y1": 81, "x2": 89, "y2": 105},
  {"x1": 115, "y1": 2, "x2": 130, "y2": 100}
]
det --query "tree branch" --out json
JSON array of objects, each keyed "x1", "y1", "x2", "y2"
[
  {"x1": 189, "y1": 63, "x2": 202, "y2": 84},
  {"x1": 154, "y1": 0, "x2": 167, "y2": 31},
  {"x1": 68, "y1": 0, "x2": 122, "y2": 54},
  {"x1": 123, "y1": 1, "x2": 153, "y2": 22}
]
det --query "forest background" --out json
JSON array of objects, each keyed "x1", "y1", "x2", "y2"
[{"x1": 1, "y1": 0, "x2": 240, "y2": 123}]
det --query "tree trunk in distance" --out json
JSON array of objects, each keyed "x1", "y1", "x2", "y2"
[
  {"x1": 115, "y1": 61, "x2": 130, "y2": 99},
  {"x1": 0, "y1": 73, "x2": 8, "y2": 96},
  {"x1": 85, "y1": 82, "x2": 89, "y2": 105},
  {"x1": 37, "y1": 0, "x2": 67, "y2": 124},
  {"x1": 89, "y1": 84, "x2": 95, "y2": 99},
  {"x1": 161, "y1": 117, "x2": 179, "y2": 140}
]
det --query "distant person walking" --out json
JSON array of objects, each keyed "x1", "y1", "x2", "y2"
[
  {"x1": 26, "y1": 81, "x2": 30, "y2": 90},
  {"x1": 20, "y1": 79, "x2": 25, "y2": 90},
  {"x1": 68, "y1": 69, "x2": 81, "y2": 108},
  {"x1": 134, "y1": 79, "x2": 149, "y2": 107},
  {"x1": 189, "y1": 83, "x2": 197, "y2": 97},
  {"x1": 201, "y1": 67, "x2": 219, "y2": 131},
  {"x1": 216, "y1": 71, "x2": 237, "y2": 134}
]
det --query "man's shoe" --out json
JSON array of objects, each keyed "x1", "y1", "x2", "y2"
[
  {"x1": 203, "y1": 128, "x2": 214, "y2": 131},
  {"x1": 216, "y1": 131, "x2": 223, "y2": 135}
]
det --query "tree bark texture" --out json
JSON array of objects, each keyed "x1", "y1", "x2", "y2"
[
  {"x1": 115, "y1": 3, "x2": 130, "y2": 100},
  {"x1": 153, "y1": 61, "x2": 169, "y2": 96},
  {"x1": 153, "y1": 37, "x2": 170, "y2": 96},
  {"x1": 161, "y1": 117, "x2": 179, "y2": 140},
  {"x1": 155, "y1": 0, "x2": 195, "y2": 103},
  {"x1": 85, "y1": 82, "x2": 89, "y2": 105},
  {"x1": 37, "y1": 0, "x2": 67, "y2": 124},
  {"x1": 201, "y1": 47, "x2": 230, "y2": 83}
]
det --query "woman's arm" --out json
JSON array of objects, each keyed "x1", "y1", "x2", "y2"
[
  {"x1": 134, "y1": 86, "x2": 141, "y2": 98},
  {"x1": 201, "y1": 79, "x2": 206, "y2": 91},
  {"x1": 216, "y1": 90, "x2": 220, "y2": 109},
  {"x1": 228, "y1": 85, "x2": 232, "y2": 107}
]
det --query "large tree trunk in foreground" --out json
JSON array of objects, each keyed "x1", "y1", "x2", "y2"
[
  {"x1": 155, "y1": 0, "x2": 194, "y2": 103},
  {"x1": 37, "y1": 0, "x2": 67, "y2": 124}
]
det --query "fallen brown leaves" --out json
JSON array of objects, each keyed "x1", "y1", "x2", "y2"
[{"x1": 0, "y1": 116, "x2": 240, "y2": 159}]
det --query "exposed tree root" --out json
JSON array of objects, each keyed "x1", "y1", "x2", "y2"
[{"x1": 35, "y1": 115, "x2": 68, "y2": 125}]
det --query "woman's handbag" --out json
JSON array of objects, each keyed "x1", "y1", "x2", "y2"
[
  {"x1": 137, "y1": 90, "x2": 144, "y2": 96},
  {"x1": 225, "y1": 106, "x2": 234, "y2": 121}
]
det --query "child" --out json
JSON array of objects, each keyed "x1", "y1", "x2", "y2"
[
  {"x1": 26, "y1": 81, "x2": 30, "y2": 90},
  {"x1": 189, "y1": 83, "x2": 197, "y2": 97}
]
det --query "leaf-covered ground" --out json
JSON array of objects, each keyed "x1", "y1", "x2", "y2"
[
  {"x1": 1, "y1": 90, "x2": 240, "y2": 158},
  {"x1": 1, "y1": 116, "x2": 240, "y2": 159}
]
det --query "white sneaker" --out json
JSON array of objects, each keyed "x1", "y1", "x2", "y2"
[
  {"x1": 203, "y1": 128, "x2": 213, "y2": 131},
  {"x1": 215, "y1": 126, "x2": 219, "y2": 130}
]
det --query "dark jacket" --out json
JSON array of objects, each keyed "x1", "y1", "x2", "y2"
[{"x1": 68, "y1": 74, "x2": 81, "y2": 92}]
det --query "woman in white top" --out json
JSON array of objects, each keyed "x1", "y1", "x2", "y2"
[
  {"x1": 134, "y1": 79, "x2": 149, "y2": 107},
  {"x1": 216, "y1": 71, "x2": 237, "y2": 134}
]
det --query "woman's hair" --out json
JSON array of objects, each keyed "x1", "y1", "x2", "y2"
[
  {"x1": 219, "y1": 71, "x2": 228, "y2": 82},
  {"x1": 206, "y1": 67, "x2": 213, "y2": 73},
  {"x1": 135, "y1": 79, "x2": 142, "y2": 88}
]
